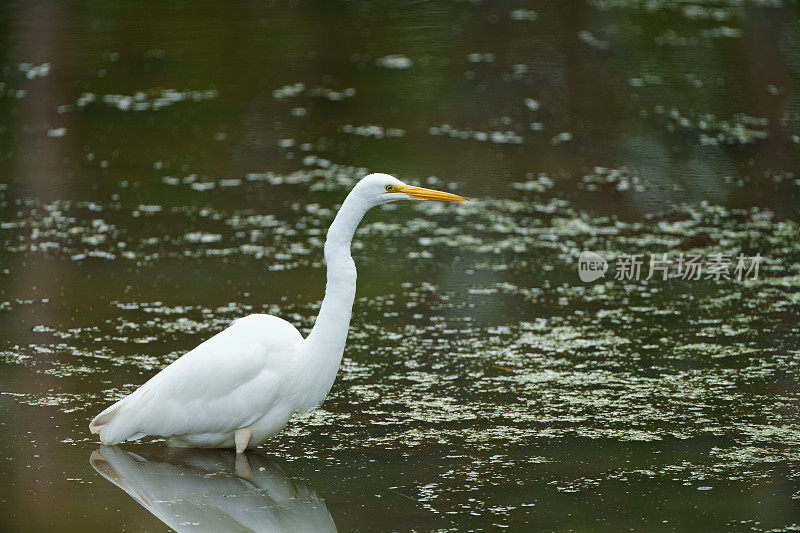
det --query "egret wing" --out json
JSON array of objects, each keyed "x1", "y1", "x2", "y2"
[{"x1": 92, "y1": 314, "x2": 303, "y2": 444}]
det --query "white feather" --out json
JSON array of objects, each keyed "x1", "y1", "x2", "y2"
[{"x1": 92, "y1": 315, "x2": 302, "y2": 447}]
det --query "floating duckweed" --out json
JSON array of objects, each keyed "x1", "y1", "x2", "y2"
[
  {"x1": 550, "y1": 132, "x2": 572, "y2": 145},
  {"x1": 340, "y1": 124, "x2": 406, "y2": 138},
  {"x1": 524, "y1": 98, "x2": 540, "y2": 111},
  {"x1": 376, "y1": 55, "x2": 412, "y2": 69},
  {"x1": 511, "y1": 174, "x2": 554, "y2": 192},
  {"x1": 466, "y1": 53, "x2": 495, "y2": 63},
  {"x1": 510, "y1": 9, "x2": 538, "y2": 20},
  {"x1": 18, "y1": 62, "x2": 50, "y2": 79},
  {"x1": 77, "y1": 88, "x2": 218, "y2": 111},
  {"x1": 651, "y1": 106, "x2": 768, "y2": 145},
  {"x1": 579, "y1": 167, "x2": 646, "y2": 192},
  {"x1": 428, "y1": 124, "x2": 523, "y2": 144},
  {"x1": 577, "y1": 31, "x2": 609, "y2": 50}
]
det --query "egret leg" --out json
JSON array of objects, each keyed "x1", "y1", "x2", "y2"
[
  {"x1": 234, "y1": 452, "x2": 252, "y2": 479},
  {"x1": 234, "y1": 427, "x2": 251, "y2": 454}
]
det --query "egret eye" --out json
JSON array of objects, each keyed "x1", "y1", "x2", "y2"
[{"x1": 385, "y1": 185, "x2": 393, "y2": 192}]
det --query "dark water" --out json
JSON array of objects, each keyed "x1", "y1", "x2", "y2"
[{"x1": 1, "y1": 0, "x2": 799, "y2": 531}]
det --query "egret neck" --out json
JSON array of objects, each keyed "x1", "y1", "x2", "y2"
[{"x1": 298, "y1": 190, "x2": 371, "y2": 407}]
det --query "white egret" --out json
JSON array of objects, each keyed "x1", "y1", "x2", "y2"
[{"x1": 90, "y1": 173, "x2": 467, "y2": 452}]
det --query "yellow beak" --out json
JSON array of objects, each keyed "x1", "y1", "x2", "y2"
[{"x1": 400, "y1": 185, "x2": 468, "y2": 202}]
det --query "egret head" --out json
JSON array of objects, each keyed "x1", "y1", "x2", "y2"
[{"x1": 354, "y1": 173, "x2": 468, "y2": 206}]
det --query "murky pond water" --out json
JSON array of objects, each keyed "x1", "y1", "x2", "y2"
[{"x1": 1, "y1": 1, "x2": 799, "y2": 531}]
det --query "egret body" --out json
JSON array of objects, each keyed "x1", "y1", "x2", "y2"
[{"x1": 90, "y1": 174, "x2": 467, "y2": 452}]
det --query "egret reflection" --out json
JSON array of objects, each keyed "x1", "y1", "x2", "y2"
[{"x1": 90, "y1": 446, "x2": 336, "y2": 532}]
